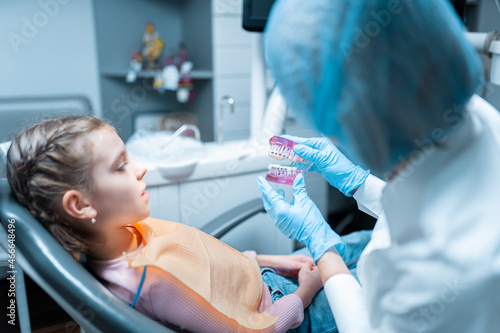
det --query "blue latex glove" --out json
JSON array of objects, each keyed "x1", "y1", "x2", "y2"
[
  {"x1": 282, "y1": 135, "x2": 369, "y2": 197},
  {"x1": 257, "y1": 174, "x2": 345, "y2": 263}
]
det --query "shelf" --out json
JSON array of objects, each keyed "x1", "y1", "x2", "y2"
[{"x1": 102, "y1": 69, "x2": 213, "y2": 79}]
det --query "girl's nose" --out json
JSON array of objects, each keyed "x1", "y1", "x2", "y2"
[{"x1": 134, "y1": 161, "x2": 147, "y2": 179}]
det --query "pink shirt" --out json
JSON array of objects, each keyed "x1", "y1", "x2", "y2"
[{"x1": 87, "y1": 244, "x2": 304, "y2": 332}]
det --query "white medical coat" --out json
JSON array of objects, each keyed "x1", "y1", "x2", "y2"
[{"x1": 324, "y1": 95, "x2": 500, "y2": 332}]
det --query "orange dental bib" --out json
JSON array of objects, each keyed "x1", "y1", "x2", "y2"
[{"x1": 125, "y1": 218, "x2": 277, "y2": 330}]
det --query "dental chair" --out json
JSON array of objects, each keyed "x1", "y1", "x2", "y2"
[{"x1": 0, "y1": 178, "x2": 265, "y2": 332}]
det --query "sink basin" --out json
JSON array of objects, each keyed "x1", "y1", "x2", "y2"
[{"x1": 156, "y1": 158, "x2": 199, "y2": 179}]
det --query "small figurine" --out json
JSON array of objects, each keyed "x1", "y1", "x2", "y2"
[
  {"x1": 177, "y1": 61, "x2": 194, "y2": 103},
  {"x1": 126, "y1": 51, "x2": 144, "y2": 83},
  {"x1": 162, "y1": 56, "x2": 180, "y2": 91},
  {"x1": 141, "y1": 22, "x2": 164, "y2": 70}
]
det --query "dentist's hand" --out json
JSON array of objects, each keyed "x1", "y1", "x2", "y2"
[
  {"x1": 257, "y1": 174, "x2": 345, "y2": 263},
  {"x1": 283, "y1": 135, "x2": 369, "y2": 197}
]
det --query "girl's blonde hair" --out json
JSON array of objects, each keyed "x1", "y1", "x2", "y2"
[{"x1": 7, "y1": 115, "x2": 111, "y2": 260}]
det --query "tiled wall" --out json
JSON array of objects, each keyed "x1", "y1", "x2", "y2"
[{"x1": 212, "y1": 0, "x2": 252, "y2": 141}]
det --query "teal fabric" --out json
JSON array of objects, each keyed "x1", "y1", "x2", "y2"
[{"x1": 265, "y1": 0, "x2": 484, "y2": 177}]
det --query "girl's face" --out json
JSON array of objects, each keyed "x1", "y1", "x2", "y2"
[{"x1": 88, "y1": 128, "x2": 150, "y2": 227}]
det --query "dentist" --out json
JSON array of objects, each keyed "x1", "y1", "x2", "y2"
[{"x1": 257, "y1": 0, "x2": 500, "y2": 332}]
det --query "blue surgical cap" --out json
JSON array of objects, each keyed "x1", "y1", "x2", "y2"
[{"x1": 265, "y1": 0, "x2": 484, "y2": 177}]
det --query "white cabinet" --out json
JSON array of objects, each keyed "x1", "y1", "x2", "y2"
[
  {"x1": 179, "y1": 172, "x2": 262, "y2": 228},
  {"x1": 148, "y1": 185, "x2": 180, "y2": 223}
]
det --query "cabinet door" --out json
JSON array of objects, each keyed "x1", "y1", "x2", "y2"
[
  {"x1": 147, "y1": 185, "x2": 180, "y2": 222},
  {"x1": 179, "y1": 172, "x2": 263, "y2": 228},
  {"x1": 178, "y1": 171, "x2": 294, "y2": 254}
]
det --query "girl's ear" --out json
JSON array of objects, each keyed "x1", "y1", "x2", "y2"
[{"x1": 62, "y1": 190, "x2": 95, "y2": 220}]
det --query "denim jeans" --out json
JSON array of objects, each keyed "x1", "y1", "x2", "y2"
[{"x1": 260, "y1": 230, "x2": 372, "y2": 333}]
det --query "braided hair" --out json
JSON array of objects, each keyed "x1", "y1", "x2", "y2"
[{"x1": 6, "y1": 115, "x2": 111, "y2": 260}]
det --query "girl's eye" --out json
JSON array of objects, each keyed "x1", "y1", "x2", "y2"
[{"x1": 118, "y1": 163, "x2": 128, "y2": 171}]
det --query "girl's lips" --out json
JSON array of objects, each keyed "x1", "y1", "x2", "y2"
[{"x1": 141, "y1": 192, "x2": 150, "y2": 200}]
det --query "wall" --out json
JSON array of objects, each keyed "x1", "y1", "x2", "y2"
[
  {"x1": 212, "y1": 0, "x2": 253, "y2": 141},
  {"x1": 0, "y1": 0, "x2": 101, "y2": 116}
]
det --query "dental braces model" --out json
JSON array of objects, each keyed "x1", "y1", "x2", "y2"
[
  {"x1": 268, "y1": 136, "x2": 304, "y2": 163},
  {"x1": 266, "y1": 164, "x2": 301, "y2": 185},
  {"x1": 266, "y1": 136, "x2": 312, "y2": 185}
]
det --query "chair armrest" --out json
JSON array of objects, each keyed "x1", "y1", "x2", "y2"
[{"x1": 201, "y1": 198, "x2": 266, "y2": 239}]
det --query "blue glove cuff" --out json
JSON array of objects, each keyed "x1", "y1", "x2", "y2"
[
  {"x1": 339, "y1": 167, "x2": 370, "y2": 197},
  {"x1": 334, "y1": 242, "x2": 346, "y2": 256},
  {"x1": 308, "y1": 229, "x2": 345, "y2": 263},
  {"x1": 310, "y1": 240, "x2": 346, "y2": 264}
]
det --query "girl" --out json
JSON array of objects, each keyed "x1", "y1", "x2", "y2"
[{"x1": 6, "y1": 115, "x2": 369, "y2": 332}]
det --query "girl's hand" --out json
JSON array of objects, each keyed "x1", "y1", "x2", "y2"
[
  {"x1": 295, "y1": 261, "x2": 323, "y2": 308},
  {"x1": 257, "y1": 254, "x2": 314, "y2": 278},
  {"x1": 298, "y1": 261, "x2": 322, "y2": 293},
  {"x1": 274, "y1": 254, "x2": 314, "y2": 278}
]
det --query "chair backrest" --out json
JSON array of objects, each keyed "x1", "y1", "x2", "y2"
[
  {"x1": 0, "y1": 96, "x2": 92, "y2": 143},
  {"x1": 0, "y1": 96, "x2": 93, "y2": 178},
  {"x1": 0, "y1": 179, "x2": 173, "y2": 332}
]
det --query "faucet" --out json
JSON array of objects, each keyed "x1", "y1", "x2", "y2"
[{"x1": 217, "y1": 95, "x2": 235, "y2": 145}]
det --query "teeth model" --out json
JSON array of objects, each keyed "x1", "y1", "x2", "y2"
[
  {"x1": 266, "y1": 136, "x2": 311, "y2": 185},
  {"x1": 268, "y1": 136, "x2": 303, "y2": 163},
  {"x1": 265, "y1": 164, "x2": 302, "y2": 185}
]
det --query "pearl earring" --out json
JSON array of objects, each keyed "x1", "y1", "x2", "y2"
[{"x1": 91, "y1": 217, "x2": 96, "y2": 224}]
